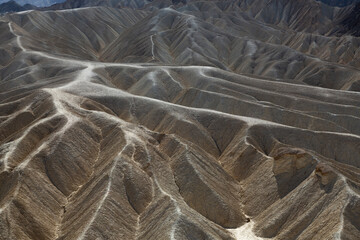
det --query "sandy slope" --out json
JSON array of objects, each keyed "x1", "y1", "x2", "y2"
[{"x1": 0, "y1": 1, "x2": 359, "y2": 239}]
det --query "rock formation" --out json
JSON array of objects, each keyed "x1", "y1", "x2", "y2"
[{"x1": 0, "y1": 0, "x2": 359, "y2": 239}]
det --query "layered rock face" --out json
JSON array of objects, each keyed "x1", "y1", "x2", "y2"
[{"x1": 0, "y1": 0, "x2": 360, "y2": 239}]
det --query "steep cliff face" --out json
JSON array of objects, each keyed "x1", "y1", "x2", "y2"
[{"x1": 0, "y1": 1, "x2": 360, "y2": 240}]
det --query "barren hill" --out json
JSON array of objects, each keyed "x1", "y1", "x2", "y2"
[{"x1": 0, "y1": 0, "x2": 359, "y2": 239}]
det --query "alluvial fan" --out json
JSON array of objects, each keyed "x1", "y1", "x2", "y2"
[{"x1": 0, "y1": 0, "x2": 360, "y2": 239}]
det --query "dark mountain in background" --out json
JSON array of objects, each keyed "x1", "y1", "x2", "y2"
[
  {"x1": 0, "y1": 0, "x2": 34, "y2": 14},
  {"x1": 0, "y1": 0, "x2": 64, "y2": 13},
  {"x1": 0, "y1": 0, "x2": 64, "y2": 7}
]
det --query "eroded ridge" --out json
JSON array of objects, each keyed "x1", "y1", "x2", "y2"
[{"x1": 0, "y1": 1, "x2": 360, "y2": 240}]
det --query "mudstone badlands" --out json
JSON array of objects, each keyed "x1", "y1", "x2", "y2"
[{"x1": 0, "y1": 0, "x2": 360, "y2": 239}]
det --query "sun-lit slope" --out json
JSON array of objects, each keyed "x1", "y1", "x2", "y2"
[
  {"x1": 4, "y1": 7, "x2": 149, "y2": 60},
  {"x1": 0, "y1": 2, "x2": 360, "y2": 240}
]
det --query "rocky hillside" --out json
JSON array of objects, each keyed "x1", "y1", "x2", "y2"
[{"x1": 0, "y1": 0, "x2": 359, "y2": 239}]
